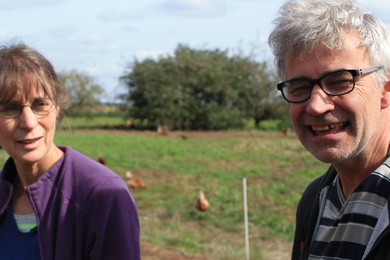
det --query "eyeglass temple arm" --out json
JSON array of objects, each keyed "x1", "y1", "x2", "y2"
[{"x1": 358, "y1": 66, "x2": 384, "y2": 75}]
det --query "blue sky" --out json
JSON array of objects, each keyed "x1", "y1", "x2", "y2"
[{"x1": 1, "y1": 0, "x2": 389, "y2": 102}]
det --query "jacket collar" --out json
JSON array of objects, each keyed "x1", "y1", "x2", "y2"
[
  {"x1": 0, "y1": 147, "x2": 67, "y2": 218},
  {"x1": 0, "y1": 158, "x2": 18, "y2": 215}
]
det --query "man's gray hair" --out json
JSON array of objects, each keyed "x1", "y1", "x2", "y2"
[{"x1": 268, "y1": 0, "x2": 390, "y2": 85}]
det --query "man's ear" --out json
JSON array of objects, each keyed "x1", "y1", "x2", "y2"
[{"x1": 381, "y1": 80, "x2": 390, "y2": 109}]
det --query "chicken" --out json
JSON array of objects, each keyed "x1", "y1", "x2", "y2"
[
  {"x1": 125, "y1": 119, "x2": 134, "y2": 126},
  {"x1": 195, "y1": 191, "x2": 209, "y2": 211},
  {"x1": 282, "y1": 127, "x2": 290, "y2": 137},
  {"x1": 157, "y1": 126, "x2": 168, "y2": 136},
  {"x1": 181, "y1": 134, "x2": 189, "y2": 140},
  {"x1": 126, "y1": 171, "x2": 147, "y2": 189},
  {"x1": 97, "y1": 156, "x2": 107, "y2": 166}
]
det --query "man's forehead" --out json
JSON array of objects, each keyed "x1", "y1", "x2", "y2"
[
  {"x1": 286, "y1": 34, "x2": 370, "y2": 78},
  {"x1": 289, "y1": 31, "x2": 366, "y2": 62}
]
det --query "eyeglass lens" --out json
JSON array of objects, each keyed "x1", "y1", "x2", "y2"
[
  {"x1": 0, "y1": 99, "x2": 55, "y2": 119},
  {"x1": 282, "y1": 70, "x2": 355, "y2": 102}
]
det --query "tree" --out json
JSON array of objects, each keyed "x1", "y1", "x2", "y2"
[
  {"x1": 229, "y1": 57, "x2": 285, "y2": 128},
  {"x1": 121, "y1": 44, "x2": 282, "y2": 130},
  {"x1": 58, "y1": 69, "x2": 104, "y2": 115}
]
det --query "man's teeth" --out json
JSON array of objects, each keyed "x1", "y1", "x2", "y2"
[{"x1": 312, "y1": 123, "x2": 344, "y2": 131}]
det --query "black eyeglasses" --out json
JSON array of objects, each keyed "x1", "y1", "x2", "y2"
[
  {"x1": 277, "y1": 66, "x2": 384, "y2": 103},
  {"x1": 0, "y1": 98, "x2": 57, "y2": 119}
]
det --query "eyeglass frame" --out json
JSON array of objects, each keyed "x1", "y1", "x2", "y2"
[
  {"x1": 0, "y1": 98, "x2": 58, "y2": 119},
  {"x1": 276, "y1": 66, "x2": 384, "y2": 103}
]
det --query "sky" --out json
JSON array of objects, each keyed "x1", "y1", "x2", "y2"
[{"x1": 1, "y1": 0, "x2": 390, "y2": 102}]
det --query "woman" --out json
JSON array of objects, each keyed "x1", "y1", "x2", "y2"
[{"x1": 0, "y1": 43, "x2": 140, "y2": 259}]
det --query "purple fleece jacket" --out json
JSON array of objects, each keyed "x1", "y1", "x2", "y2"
[{"x1": 0, "y1": 146, "x2": 140, "y2": 260}]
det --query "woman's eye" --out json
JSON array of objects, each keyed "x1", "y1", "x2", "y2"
[
  {"x1": 0, "y1": 103, "x2": 19, "y2": 112},
  {"x1": 32, "y1": 99, "x2": 52, "y2": 111},
  {"x1": 35, "y1": 101, "x2": 46, "y2": 107}
]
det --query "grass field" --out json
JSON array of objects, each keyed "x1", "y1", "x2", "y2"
[{"x1": 0, "y1": 116, "x2": 329, "y2": 259}]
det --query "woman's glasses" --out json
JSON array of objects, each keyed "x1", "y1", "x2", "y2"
[{"x1": 0, "y1": 98, "x2": 57, "y2": 119}]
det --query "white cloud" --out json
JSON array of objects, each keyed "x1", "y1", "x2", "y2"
[
  {"x1": 358, "y1": 0, "x2": 390, "y2": 22},
  {"x1": 109, "y1": 64, "x2": 126, "y2": 74},
  {"x1": 98, "y1": 8, "x2": 145, "y2": 22},
  {"x1": 47, "y1": 25, "x2": 78, "y2": 39},
  {"x1": 84, "y1": 66, "x2": 101, "y2": 75},
  {"x1": 122, "y1": 26, "x2": 139, "y2": 33},
  {"x1": 358, "y1": 0, "x2": 390, "y2": 24},
  {"x1": 155, "y1": 0, "x2": 226, "y2": 17},
  {"x1": 358, "y1": 0, "x2": 390, "y2": 9},
  {"x1": 0, "y1": 0, "x2": 63, "y2": 9},
  {"x1": 134, "y1": 50, "x2": 171, "y2": 60},
  {"x1": 0, "y1": 30, "x2": 14, "y2": 39},
  {"x1": 257, "y1": 35, "x2": 268, "y2": 45},
  {"x1": 80, "y1": 33, "x2": 122, "y2": 52},
  {"x1": 47, "y1": 33, "x2": 123, "y2": 55}
]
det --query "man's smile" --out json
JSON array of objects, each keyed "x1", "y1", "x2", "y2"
[{"x1": 311, "y1": 122, "x2": 348, "y2": 136}]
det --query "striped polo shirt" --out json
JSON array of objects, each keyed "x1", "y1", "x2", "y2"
[{"x1": 309, "y1": 161, "x2": 390, "y2": 259}]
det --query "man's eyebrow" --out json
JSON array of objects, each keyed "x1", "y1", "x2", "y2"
[{"x1": 287, "y1": 68, "x2": 350, "y2": 81}]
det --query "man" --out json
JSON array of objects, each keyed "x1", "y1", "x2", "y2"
[{"x1": 268, "y1": 0, "x2": 390, "y2": 259}]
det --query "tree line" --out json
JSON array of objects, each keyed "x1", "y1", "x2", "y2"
[
  {"x1": 120, "y1": 44, "x2": 287, "y2": 130},
  {"x1": 59, "y1": 44, "x2": 288, "y2": 130}
]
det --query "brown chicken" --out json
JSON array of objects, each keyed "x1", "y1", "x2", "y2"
[
  {"x1": 97, "y1": 156, "x2": 107, "y2": 166},
  {"x1": 282, "y1": 127, "x2": 290, "y2": 137},
  {"x1": 157, "y1": 126, "x2": 168, "y2": 136},
  {"x1": 126, "y1": 171, "x2": 147, "y2": 189},
  {"x1": 196, "y1": 191, "x2": 209, "y2": 211}
]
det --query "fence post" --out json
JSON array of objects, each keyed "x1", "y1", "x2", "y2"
[{"x1": 243, "y1": 177, "x2": 250, "y2": 260}]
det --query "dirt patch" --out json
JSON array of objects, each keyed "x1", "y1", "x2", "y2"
[
  {"x1": 141, "y1": 239, "x2": 292, "y2": 260},
  {"x1": 85, "y1": 129, "x2": 294, "y2": 142},
  {"x1": 261, "y1": 239, "x2": 292, "y2": 260},
  {"x1": 141, "y1": 241, "x2": 209, "y2": 260}
]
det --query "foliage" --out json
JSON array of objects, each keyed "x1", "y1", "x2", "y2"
[
  {"x1": 58, "y1": 69, "x2": 104, "y2": 115},
  {"x1": 120, "y1": 44, "x2": 284, "y2": 130}
]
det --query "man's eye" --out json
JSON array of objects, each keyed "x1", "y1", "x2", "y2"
[
  {"x1": 327, "y1": 78, "x2": 354, "y2": 88},
  {"x1": 287, "y1": 82, "x2": 311, "y2": 97},
  {"x1": 290, "y1": 85, "x2": 311, "y2": 95}
]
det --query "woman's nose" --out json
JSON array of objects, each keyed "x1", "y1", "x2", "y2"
[{"x1": 18, "y1": 106, "x2": 38, "y2": 129}]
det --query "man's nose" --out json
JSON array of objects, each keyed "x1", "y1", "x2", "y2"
[{"x1": 305, "y1": 84, "x2": 335, "y2": 115}]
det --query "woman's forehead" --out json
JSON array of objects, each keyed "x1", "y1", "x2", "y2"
[
  {"x1": 0, "y1": 67, "x2": 56, "y2": 101},
  {"x1": 0, "y1": 84, "x2": 50, "y2": 103}
]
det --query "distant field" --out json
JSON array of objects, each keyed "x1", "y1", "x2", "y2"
[
  {"x1": 59, "y1": 113, "x2": 127, "y2": 130},
  {"x1": 0, "y1": 117, "x2": 328, "y2": 259},
  {"x1": 58, "y1": 113, "x2": 293, "y2": 132}
]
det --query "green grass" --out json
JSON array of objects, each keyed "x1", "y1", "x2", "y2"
[
  {"x1": 0, "y1": 116, "x2": 329, "y2": 259},
  {"x1": 59, "y1": 113, "x2": 127, "y2": 130}
]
